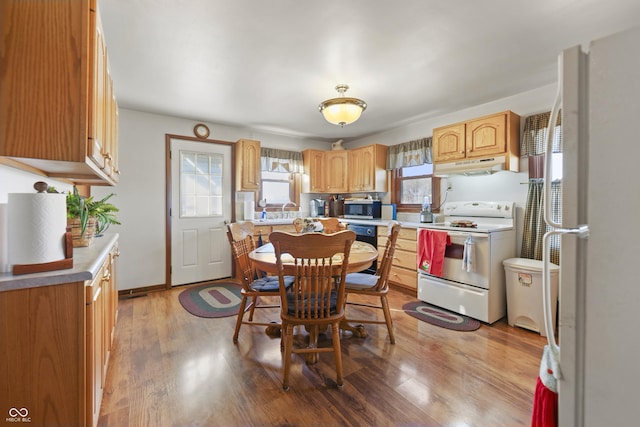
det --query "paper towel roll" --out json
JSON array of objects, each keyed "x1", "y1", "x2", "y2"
[
  {"x1": 8, "y1": 193, "x2": 67, "y2": 266},
  {"x1": 0, "y1": 204, "x2": 8, "y2": 272},
  {"x1": 244, "y1": 200, "x2": 255, "y2": 221}
]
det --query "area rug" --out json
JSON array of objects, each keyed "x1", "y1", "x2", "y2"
[
  {"x1": 402, "y1": 301, "x2": 481, "y2": 331},
  {"x1": 178, "y1": 282, "x2": 242, "y2": 318}
]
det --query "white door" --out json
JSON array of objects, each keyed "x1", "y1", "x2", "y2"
[{"x1": 170, "y1": 137, "x2": 232, "y2": 286}]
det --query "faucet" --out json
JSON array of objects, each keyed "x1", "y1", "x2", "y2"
[{"x1": 282, "y1": 201, "x2": 296, "y2": 218}]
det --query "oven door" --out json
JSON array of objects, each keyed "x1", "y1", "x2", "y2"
[{"x1": 429, "y1": 230, "x2": 490, "y2": 289}]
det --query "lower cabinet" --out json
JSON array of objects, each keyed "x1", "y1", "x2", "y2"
[
  {"x1": 86, "y1": 245, "x2": 118, "y2": 427},
  {"x1": 378, "y1": 226, "x2": 418, "y2": 293},
  {"x1": 0, "y1": 239, "x2": 119, "y2": 427},
  {"x1": 254, "y1": 224, "x2": 296, "y2": 245}
]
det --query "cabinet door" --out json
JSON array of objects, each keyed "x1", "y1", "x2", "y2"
[
  {"x1": 304, "y1": 149, "x2": 325, "y2": 193},
  {"x1": 465, "y1": 113, "x2": 506, "y2": 158},
  {"x1": 87, "y1": 264, "x2": 106, "y2": 427},
  {"x1": 433, "y1": 123, "x2": 466, "y2": 162},
  {"x1": 88, "y1": 9, "x2": 107, "y2": 172},
  {"x1": 235, "y1": 139, "x2": 261, "y2": 191},
  {"x1": 324, "y1": 151, "x2": 348, "y2": 193},
  {"x1": 353, "y1": 144, "x2": 387, "y2": 193},
  {"x1": 348, "y1": 147, "x2": 366, "y2": 192}
]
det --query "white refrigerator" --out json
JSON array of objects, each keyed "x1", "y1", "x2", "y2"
[{"x1": 542, "y1": 25, "x2": 640, "y2": 426}]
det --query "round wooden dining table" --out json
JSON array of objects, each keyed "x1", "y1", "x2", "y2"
[
  {"x1": 248, "y1": 240, "x2": 378, "y2": 275},
  {"x1": 248, "y1": 240, "x2": 378, "y2": 342}
]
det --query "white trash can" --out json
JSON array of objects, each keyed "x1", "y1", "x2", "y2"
[{"x1": 503, "y1": 258, "x2": 559, "y2": 337}]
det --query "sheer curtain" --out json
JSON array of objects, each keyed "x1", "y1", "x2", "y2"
[
  {"x1": 386, "y1": 137, "x2": 432, "y2": 169},
  {"x1": 260, "y1": 148, "x2": 303, "y2": 173},
  {"x1": 520, "y1": 111, "x2": 562, "y2": 264}
]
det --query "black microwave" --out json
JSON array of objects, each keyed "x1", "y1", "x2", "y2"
[{"x1": 343, "y1": 200, "x2": 382, "y2": 219}]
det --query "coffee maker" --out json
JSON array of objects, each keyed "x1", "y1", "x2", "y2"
[{"x1": 310, "y1": 199, "x2": 326, "y2": 217}]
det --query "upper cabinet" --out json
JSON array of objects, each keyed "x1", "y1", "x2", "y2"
[
  {"x1": 0, "y1": 0, "x2": 119, "y2": 185},
  {"x1": 303, "y1": 149, "x2": 326, "y2": 193},
  {"x1": 324, "y1": 151, "x2": 349, "y2": 193},
  {"x1": 433, "y1": 110, "x2": 520, "y2": 171},
  {"x1": 348, "y1": 144, "x2": 388, "y2": 193},
  {"x1": 303, "y1": 147, "x2": 383, "y2": 194},
  {"x1": 303, "y1": 149, "x2": 348, "y2": 193},
  {"x1": 235, "y1": 139, "x2": 261, "y2": 191}
]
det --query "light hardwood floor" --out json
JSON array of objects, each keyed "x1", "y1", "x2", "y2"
[{"x1": 99, "y1": 282, "x2": 547, "y2": 427}]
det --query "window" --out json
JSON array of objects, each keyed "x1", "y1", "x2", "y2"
[
  {"x1": 260, "y1": 171, "x2": 300, "y2": 207},
  {"x1": 179, "y1": 151, "x2": 223, "y2": 217},
  {"x1": 392, "y1": 163, "x2": 440, "y2": 211}
]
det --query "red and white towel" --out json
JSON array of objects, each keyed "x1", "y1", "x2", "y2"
[
  {"x1": 531, "y1": 344, "x2": 559, "y2": 427},
  {"x1": 417, "y1": 229, "x2": 450, "y2": 277}
]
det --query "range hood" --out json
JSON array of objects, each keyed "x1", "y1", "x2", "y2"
[{"x1": 434, "y1": 155, "x2": 507, "y2": 176}]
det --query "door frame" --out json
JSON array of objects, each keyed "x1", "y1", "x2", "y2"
[{"x1": 164, "y1": 133, "x2": 236, "y2": 289}]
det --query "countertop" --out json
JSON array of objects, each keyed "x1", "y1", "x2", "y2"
[
  {"x1": 251, "y1": 218, "x2": 421, "y2": 229},
  {"x1": 0, "y1": 233, "x2": 119, "y2": 292}
]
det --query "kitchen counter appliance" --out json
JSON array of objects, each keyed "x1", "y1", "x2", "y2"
[
  {"x1": 344, "y1": 199, "x2": 381, "y2": 219},
  {"x1": 417, "y1": 201, "x2": 516, "y2": 323}
]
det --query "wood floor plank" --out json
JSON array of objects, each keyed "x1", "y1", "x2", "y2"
[{"x1": 100, "y1": 281, "x2": 546, "y2": 426}]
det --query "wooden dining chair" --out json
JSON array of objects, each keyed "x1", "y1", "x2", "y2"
[
  {"x1": 227, "y1": 221, "x2": 255, "y2": 244},
  {"x1": 227, "y1": 234, "x2": 294, "y2": 343},
  {"x1": 344, "y1": 221, "x2": 401, "y2": 344},
  {"x1": 269, "y1": 229, "x2": 356, "y2": 390},
  {"x1": 317, "y1": 217, "x2": 346, "y2": 234}
]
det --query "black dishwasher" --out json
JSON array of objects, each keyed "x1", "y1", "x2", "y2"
[{"x1": 346, "y1": 224, "x2": 377, "y2": 275}]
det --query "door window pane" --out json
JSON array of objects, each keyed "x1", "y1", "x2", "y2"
[{"x1": 180, "y1": 151, "x2": 224, "y2": 217}]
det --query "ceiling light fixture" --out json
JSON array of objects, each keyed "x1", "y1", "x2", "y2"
[{"x1": 318, "y1": 84, "x2": 367, "y2": 127}]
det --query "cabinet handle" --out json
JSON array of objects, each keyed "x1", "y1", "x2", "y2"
[
  {"x1": 101, "y1": 272, "x2": 111, "y2": 282},
  {"x1": 102, "y1": 153, "x2": 112, "y2": 161}
]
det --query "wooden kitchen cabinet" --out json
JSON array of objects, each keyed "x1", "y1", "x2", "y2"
[
  {"x1": 0, "y1": 236, "x2": 119, "y2": 427},
  {"x1": 235, "y1": 139, "x2": 261, "y2": 191},
  {"x1": 304, "y1": 145, "x2": 388, "y2": 194},
  {"x1": 303, "y1": 149, "x2": 326, "y2": 193},
  {"x1": 86, "y1": 258, "x2": 106, "y2": 427},
  {"x1": 303, "y1": 149, "x2": 348, "y2": 193},
  {"x1": 348, "y1": 144, "x2": 388, "y2": 193},
  {"x1": 378, "y1": 226, "x2": 418, "y2": 293},
  {"x1": 0, "y1": 0, "x2": 119, "y2": 186},
  {"x1": 432, "y1": 110, "x2": 520, "y2": 171},
  {"x1": 253, "y1": 223, "x2": 296, "y2": 244},
  {"x1": 324, "y1": 151, "x2": 349, "y2": 193}
]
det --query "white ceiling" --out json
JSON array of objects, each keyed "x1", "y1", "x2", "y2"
[{"x1": 99, "y1": 0, "x2": 640, "y2": 144}]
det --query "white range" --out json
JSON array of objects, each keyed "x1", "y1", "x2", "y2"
[{"x1": 417, "y1": 201, "x2": 517, "y2": 323}]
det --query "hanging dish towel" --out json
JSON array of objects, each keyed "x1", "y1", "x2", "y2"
[
  {"x1": 462, "y1": 235, "x2": 475, "y2": 272},
  {"x1": 417, "y1": 229, "x2": 450, "y2": 277},
  {"x1": 531, "y1": 344, "x2": 559, "y2": 427}
]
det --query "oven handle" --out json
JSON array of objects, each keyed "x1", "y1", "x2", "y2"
[{"x1": 446, "y1": 231, "x2": 488, "y2": 239}]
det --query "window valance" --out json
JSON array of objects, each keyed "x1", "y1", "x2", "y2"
[
  {"x1": 260, "y1": 148, "x2": 304, "y2": 173},
  {"x1": 386, "y1": 137, "x2": 432, "y2": 170}
]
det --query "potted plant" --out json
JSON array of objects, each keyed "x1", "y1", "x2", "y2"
[
  {"x1": 66, "y1": 187, "x2": 120, "y2": 246},
  {"x1": 88, "y1": 193, "x2": 120, "y2": 236}
]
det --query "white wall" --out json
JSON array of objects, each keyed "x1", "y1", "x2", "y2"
[
  {"x1": 0, "y1": 166, "x2": 73, "y2": 203},
  {"x1": 2, "y1": 83, "x2": 557, "y2": 290},
  {"x1": 91, "y1": 109, "x2": 323, "y2": 290}
]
